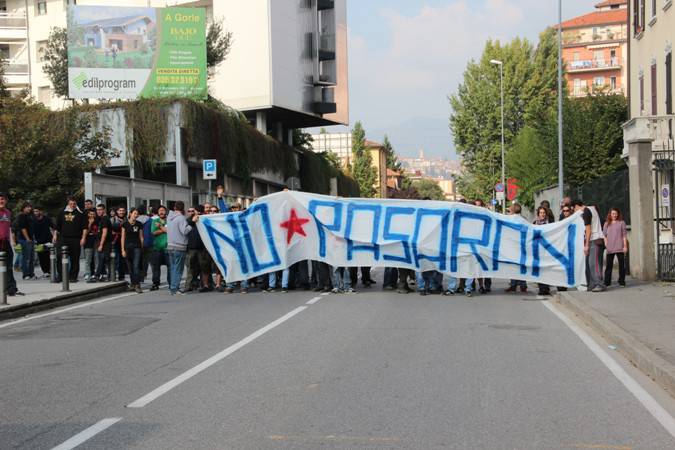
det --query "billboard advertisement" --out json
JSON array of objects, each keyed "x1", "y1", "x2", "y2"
[{"x1": 67, "y1": 5, "x2": 207, "y2": 100}]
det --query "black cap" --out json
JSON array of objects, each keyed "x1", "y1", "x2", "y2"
[{"x1": 0, "y1": 192, "x2": 8, "y2": 199}]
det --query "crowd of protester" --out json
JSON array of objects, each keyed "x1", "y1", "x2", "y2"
[{"x1": 0, "y1": 189, "x2": 627, "y2": 298}]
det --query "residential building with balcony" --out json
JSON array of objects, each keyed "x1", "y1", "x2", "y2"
[
  {"x1": 561, "y1": 0, "x2": 628, "y2": 97},
  {"x1": 2, "y1": 0, "x2": 349, "y2": 208},
  {"x1": 622, "y1": 0, "x2": 675, "y2": 281},
  {"x1": 0, "y1": 0, "x2": 30, "y2": 94}
]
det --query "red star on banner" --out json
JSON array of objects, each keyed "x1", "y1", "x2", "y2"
[{"x1": 280, "y1": 208, "x2": 310, "y2": 244}]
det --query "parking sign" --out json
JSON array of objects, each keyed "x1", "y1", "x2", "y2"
[{"x1": 203, "y1": 159, "x2": 217, "y2": 180}]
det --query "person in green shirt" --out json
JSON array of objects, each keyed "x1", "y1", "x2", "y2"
[{"x1": 150, "y1": 205, "x2": 170, "y2": 291}]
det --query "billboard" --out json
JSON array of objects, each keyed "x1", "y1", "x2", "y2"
[{"x1": 67, "y1": 5, "x2": 207, "y2": 100}]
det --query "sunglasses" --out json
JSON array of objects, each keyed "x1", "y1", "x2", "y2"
[{"x1": 562, "y1": 209, "x2": 571, "y2": 213}]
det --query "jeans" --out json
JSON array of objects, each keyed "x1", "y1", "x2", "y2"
[
  {"x1": 83, "y1": 248, "x2": 95, "y2": 278},
  {"x1": 509, "y1": 279, "x2": 527, "y2": 289},
  {"x1": 269, "y1": 269, "x2": 290, "y2": 289},
  {"x1": 151, "y1": 249, "x2": 170, "y2": 286},
  {"x1": 95, "y1": 247, "x2": 109, "y2": 278},
  {"x1": 587, "y1": 242, "x2": 606, "y2": 290},
  {"x1": 311, "y1": 260, "x2": 332, "y2": 290},
  {"x1": 332, "y1": 267, "x2": 351, "y2": 291},
  {"x1": 605, "y1": 252, "x2": 626, "y2": 286},
  {"x1": 56, "y1": 237, "x2": 81, "y2": 281},
  {"x1": 125, "y1": 245, "x2": 142, "y2": 285},
  {"x1": 19, "y1": 239, "x2": 34, "y2": 278},
  {"x1": 168, "y1": 250, "x2": 186, "y2": 294},
  {"x1": 227, "y1": 279, "x2": 249, "y2": 290},
  {"x1": 446, "y1": 276, "x2": 473, "y2": 294},
  {"x1": 416, "y1": 271, "x2": 434, "y2": 292}
]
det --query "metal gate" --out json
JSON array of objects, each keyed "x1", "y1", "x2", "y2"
[{"x1": 652, "y1": 122, "x2": 675, "y2": 280}]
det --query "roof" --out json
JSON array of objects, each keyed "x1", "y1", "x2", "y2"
[
  {"x1": 594, "y1": 0, "x2": 627, "y2": 8},
  {"x1": 364, "y1": 139, "x2": 384, "y2": 150},
  {"x1": 560, "y1": 9, "x2": 627, "y2": 29},
  {"x1": 83, "y1": 15, "x2": 152, "y2": 29}
]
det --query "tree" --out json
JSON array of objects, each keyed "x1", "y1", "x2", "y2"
[
  {"x1": 412, "y1": 178, "x2": 446, "y2": 201},
  {"x1": 43, "y1": 27, "x2": 69, "y2": 99},
  {"x1": 383, "y1": 134, "x2": 401, "y2": 170},
  {"x1": 0, "y1": 96, "x2": 113, "y2": 213},
  {"x1": 321, "y1": 150, "x2": 342, "y2": 170},
  {"x1": 206, "y1": 18, "x2": 233, "y2": 70},
  {"x1": 292, "y1": 129, "x2": 314, "y2": 151},
  {"x1": 506, "y1": 126, "x2": 556, "y2": 208},
  {"x1": 351, "y1": 121, "x2": 378, "y2": 197},
  {"x1": 0, "y1": 60, "x2": 7, "y2": 99},
  {"x1": 449, "y1": 34, "x2": 558, "y2": 200}
]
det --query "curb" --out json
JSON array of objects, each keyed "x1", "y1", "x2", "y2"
[
  {"x1": 0, "y1": 281, "x2": 129, "y2": 322},
  {"x1": 555, "y1": 291, "x2": 675, "y2": 400}
]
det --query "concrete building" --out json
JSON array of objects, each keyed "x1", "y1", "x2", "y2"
[
  {"x1": 2, "y1": 0, "x2": 349, "y2": 207},
  {"x1": 622, "y1": 0, "x2": 675, "y2": 280},
  {"x1": 561, "y1": 0, "x2": 628, "y2": 97},
  {"x1": 310, "y1": 131, "x2": 352, "y2": 166},
  {"x1": 365, "y1": 139, "x2": 387, "y2": 199}
]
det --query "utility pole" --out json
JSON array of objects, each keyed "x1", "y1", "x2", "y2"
[
  {"x1": 490, "y1": 59, "x2": 506, "y2": 213},
  {"x1": 558, "y1": 0, "x2": 564, "y2": 203}
]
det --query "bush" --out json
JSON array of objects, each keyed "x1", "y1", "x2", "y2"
[
  {"x1": 83, "y1": 46, "x2": 98, "y2": 67},
  {"x1": 124, "y1": 58, "x2": 134, "y2": 68}
]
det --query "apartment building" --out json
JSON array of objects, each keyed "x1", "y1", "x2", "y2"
[
  {"x1": 561, "y1": 0, "x2": 628, "y2": 97},
  {"x1": 622, "y1": 0, "x2": 675, "y2": 280},
  {"x1": 1, "y1": 0, "x2": 348, "y2": 135},
  {"x1": 2, "y1": 0, "x2": 349, "y2": 207}
]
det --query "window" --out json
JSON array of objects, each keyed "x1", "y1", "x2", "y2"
[
  {"x1": 652, "y1": 0, "x2": 657, "y2": 17},
  {"x1": 573, "y1": 51, "x2": 580, "y2": 61},
  {"x1": 634, "y1": 0, "x2": 646, "y2": 35},
  {"x1": 651, "y1": 63, "x2": 657, "y2": 115},
  {"x1": 610, "y1": 49, "x2": 617, "y2": 65},
  {"x1": 594, "y1": 76, "x2": 605, "y2": 86},
  {"x1": 666, "y1": 52, "x2": 672, "y2": 115},
  {"x1": 63, "y1": 0, "x2": 76, "y2": 8},
  {"x1": 38, "y1": 86, "x2": 51, "y2": 106},
  {"x1": 574, "y1": 79, "x2": 582, "y2": 96},
  {"x1": 640, "y1": 74, "x2": 645, "y2": 112},
  {"x1": 36, "y1": 40, "x2": 47, "y2": 63},
  {"x1": 0, "y1": 44, "x2": 9, "y2": 60},
  {"x1": 610, "y1": 76, "x2": 617, "y2": 90},
  {"x1": 36, "y1": 0, "x2": 47, "y2": 15},
  {"x1": 594, "y1": 50, "x2": 605, "y2": 66}
]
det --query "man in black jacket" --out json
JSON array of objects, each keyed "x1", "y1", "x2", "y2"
[{"x1": 55, "y1": 197, "x2": 87, "y2": 282}]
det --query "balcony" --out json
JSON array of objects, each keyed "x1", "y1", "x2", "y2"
[
  {"x1": 568, "y1": 57, "x2": 622, "y2": 73},
  {"x1": 2, "y1": 59, "x2": 29, "y2": 86},
  {"x1": 0, "y1": 12, "x2": 28, "y2": 40},
  {"x1": 318, "y1": 33, "x2": 335, "y2": 61},
  {"x1": 317, "y1": 0, "x2": 335, "y2": 10}
]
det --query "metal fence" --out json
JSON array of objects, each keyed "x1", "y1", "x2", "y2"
[{"x1": 570, "y1": 169, "x2": 630, "y2": 226}]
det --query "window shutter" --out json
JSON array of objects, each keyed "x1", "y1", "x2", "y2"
[
  {"x1": 652, "y1": 63, "x2": 657, "y2": 115},
  {"x1": 666, "y1": 53, "x2": 673, "y2": 115}
]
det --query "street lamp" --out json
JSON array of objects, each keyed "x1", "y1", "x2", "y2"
[
  {"x1": 490, "y1": 59, "x2": 506, "y2": 213},
  {"x1": 557, "y1": 0, "x2": 564, "y2": 203}
]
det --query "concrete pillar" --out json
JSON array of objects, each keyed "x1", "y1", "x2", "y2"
[
  {"x1": 256, "y1": 111, "x2": 267, "y2": 134},
  {"x1": 627, "y1": 139, "x2": 657, "y2": 280},
  {"x1": 175, "y1": 127, "x2": 188, "y2": 187},
  {"x1": 276, "y1": 122, "x2": 284, "y2": 142}
]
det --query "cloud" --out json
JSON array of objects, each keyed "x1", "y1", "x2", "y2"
[{"x1": 345, "y1": 0, "x2": 594, "y2": 157}]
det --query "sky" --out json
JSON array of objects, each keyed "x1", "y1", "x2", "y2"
[{"x1": 313, "y1": 0, "x2": 598, "y2": 159}]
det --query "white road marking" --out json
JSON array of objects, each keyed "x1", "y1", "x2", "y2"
[
  {"x1": 321, "y1": 292, "x2": 330, "y2": 296},
  {"x1": 306, "y1": 296, "x2": 323, "y2": 305},
  {"x1": 543, "y1": 301, "x2": 675, "y2": 439},
  {"x1": 127, "y1": 305, "x2": 309, "y2": 408},
  {"x1": 0, "y1": 292, "x2": 137, "y2": 330},
  {"x1": 50, "y1": 417, "x2": 122, "y2": 450}
]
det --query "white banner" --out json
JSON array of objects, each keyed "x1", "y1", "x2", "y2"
[{"x1": 197, "y1": 191, "x2": 585, "y2": 287}]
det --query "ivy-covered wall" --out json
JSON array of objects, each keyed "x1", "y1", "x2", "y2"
[{"x1": 77, "y1": 98, "x2": 358, "y2": 196}]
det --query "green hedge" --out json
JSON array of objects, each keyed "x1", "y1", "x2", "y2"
[{"x1": 77, "y1": 98, "x2": 357, "y2": 195}]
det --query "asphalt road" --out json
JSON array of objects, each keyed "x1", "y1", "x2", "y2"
[{"x1": 1, "y1": 273, "x2": 675, "y2": 450}]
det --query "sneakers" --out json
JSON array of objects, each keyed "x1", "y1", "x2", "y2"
[
  {"x1": 479, "y1": 287, "x2": 486, "y2": 294},
  {"x1": 465, "y1": 291, "x2": 472, "y2": 297},
  {"x1": 505, "y1": 286, "x2": 517, "y2": 293},
  {"x1": 419, "y1": 290, "x2": 428, "y2": 296},
  {"x1": 443, "y1": 289, "x2": 455, "y2": 296},
  {"x1": 134, "y1": 285, "x2": 143, "y2": 294},
  {"x1": 224, "y1": 287, "x2": 234, "y2": 294},
  {"x1": 265, "y1": 288, "x2": 277, "y2": 293},
  {"x1": 150, "y1": 284, "x2": 159, "y2": 291},
  {"x1": 240, "y1": 288, "x2": 249, "y2": 294},
  {"x1": 98, "y1": 275, "x2": 108, "y2": 282},
  {"x1": 198, "y1": 286, "x2": 210, "y2": 293},
  {"x1": 331, "y1": 288, "x2": 340, "y2": 294},
  {"x1": 281, "y1": 288, "x2": 288, "y2": 293},
  {"x1": 591, "y1": 286, "x2": 606, "y2": 292},
  {"x1": 345, "y1": 288, "x2": 356, "y2": 294},
  {"x1": 23, "y1": 274, "x2": 36, "y2": 280}
]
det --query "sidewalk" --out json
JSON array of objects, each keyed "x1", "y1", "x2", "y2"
[
  {"x1": 1, "y1": 272, "x2": 128, "y2": 320},
  {"x1": 555, "y1": 281, "x2": 675, "y2": 399}
]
